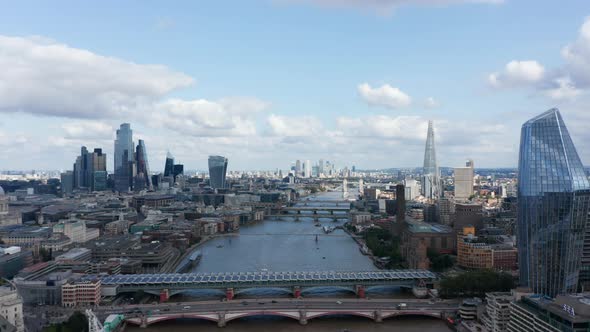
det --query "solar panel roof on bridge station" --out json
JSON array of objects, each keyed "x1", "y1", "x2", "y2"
[{"x1": 91, "y1": 270, "x2": 436, "y2": 285}]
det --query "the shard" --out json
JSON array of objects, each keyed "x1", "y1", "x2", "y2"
[
  {"x1": 422, "y1": 120, "x2": 439, "y2": 200},
  {"x1": 518, "y1": 108, "x2": 590, "y2": 297}
]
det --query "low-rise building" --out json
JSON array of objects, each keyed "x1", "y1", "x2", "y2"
[
  {"x1": 457, "y1": 227, "x2": 517, "y2": 271},
  {"x1": 481, "y1": 292, "x2": 513, "y2": 332},
  {"x1": 400, "y1": 219, "x2": 455, "y2": 269},
  {"x1": 0, "y1": 286, "x2": 24, "y2": 332},
  {"x1": 61, "y1": 279, "x2": 101, "y2": 307},
  {"x1": 508, "y1": 293, "x2": 590, "y2": 332}
]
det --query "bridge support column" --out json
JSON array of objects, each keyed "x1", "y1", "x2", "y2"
[
  {"x1": 159, "y1": 289, "x2": 169, "y2": 303},
  {"x1": 299, "y1": 310, "x2": 308, "y2": 325},
  {"x1": 293, "y1": 286, "x2": 301, "y2": 298},
  {"x1": 355, "y1": 285, "x2": 365, "y2": 298},
  {"x1": 218, "y1": 312, "x2": 226, "y2": 327},
  {"x1": 374, "y1": 310, "x2": 382, "y2": 323},
  {"x1": 226, "y1": 288, "x2": 234, "y2": 301},
  {"x1": 140, "y1": 315, "x2": 148, "y2": 328}
]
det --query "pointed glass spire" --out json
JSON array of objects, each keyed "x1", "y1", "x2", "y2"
[{"x1": 422, "y1": 120, "x2": 439, "y2": 200}]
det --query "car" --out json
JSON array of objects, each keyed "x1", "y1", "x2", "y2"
[
  {"x1": 241, "y1": 301, "x2": 248, "y2": 305},
  {"x1": 258, "y1": 302, "x2": 265, "y2": 305},
  {"x1": 183, "y1": 306, "x2": 191, "y2": 310},
  {"x1": 271, "y1": 300, "x2": 278, "y2": 304},
  {"x1": 163, "y1": 308, "x2": 170, "y2": 312},
  {"x1": 336, "y1": 301, "x2": 342, "y2": 305}
]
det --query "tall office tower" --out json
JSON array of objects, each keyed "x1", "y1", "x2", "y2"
[
  {"x1": 403, "y1": 178, "x2": 420, "y2": 200},
  {"x1": 305, "y1": 159, "x2": 312, "y2": 178},
  {"x1": 517, "y1": 108, "x2": 590, "y2": 297},
  {"x1": 421, "y1": 120, "x2": 439, "y2": 200},
  {"x1": 164, "y1": 151, "x2": 175, "y2": 177},
  {"x1": 60, "y1": 171, "x2": 74, "y2": 195},
  {"x1": 454, "y1": 159, "x2": 474, "y2": 201},
  {"x1": 73, "y1": 146, "x2": 89, "y2": 189},
  {"x1": 394, "y1": 184, "x2": 406, "y2": 235},
  {"x1": 173, "y1": 164, "x2": 184, "y2": 181},
  {"x1": 208, "y1": 155, "x2": 228, "y2": 189},
  {"x1": 89, "y1": 148, "x2": 107, "y2": 191},
  {"x1": 319, "y1": 159, "x2": 324, "y2": 176},
  {"x1": 295, "y1": 160, "x2": 302, "y2": 177},
  {"x1": 135, "y1": 140, "x2": 153, "y2": 191},
  {"x1": 114, "y1": 123, "x2": 134, "y2": 192}
]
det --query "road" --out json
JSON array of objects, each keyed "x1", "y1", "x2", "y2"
[{"x1": 91, "y1": 298, "x2": 460, "y2": 317}]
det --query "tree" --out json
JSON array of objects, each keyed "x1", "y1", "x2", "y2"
[
  {"x1": 66, "y1": 311, "x2": 88, "y2": 332},
  {"x1": 439, "y1": 270, "x2": 515, "y2": 298}
]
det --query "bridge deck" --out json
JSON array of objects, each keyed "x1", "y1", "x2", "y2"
[{"x1": 87, "y1": 270, "x2": 436, "y2": 288}]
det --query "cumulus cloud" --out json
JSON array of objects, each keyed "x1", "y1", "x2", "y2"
[
  {"x1": 543, "y1": 77, "x2": 582, "y2": 100},
  {"x1": 62, "y1": 121, "x2": 114, "y2": 139},
  {"x1": 424, "y1": 97, "x2": 439, "y2": 108},
  {"x1": 280, "y1": 0, "x2": 503, "y2": 15},
  {"x1": 357, "y1": 83, "x2": 411, "y2": 109},
  {"x1": 336, "y1": 115, "x2": 426, "y2": 141},
  {"x1": 488, "y1": 60, "x2": 545, "y2": 88},
  {"x1": 150, "y1": 98, "x2": 268, "y2": 137},
  {"x1": 561, "y1": 16, "x2": 590, "y2": 88},
  {"x1": 0, "y1": 35, "x2": 194, "y2": 118},
  {"x1": 267, "y1": 114, "x2": 324, "y2": 136}
]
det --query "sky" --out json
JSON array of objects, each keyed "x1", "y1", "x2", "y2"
[{"x1": 1, "y1": 0, "x2": 590, "y2": 172}]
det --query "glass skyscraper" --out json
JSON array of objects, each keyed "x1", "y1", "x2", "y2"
[
  {"x1": 517, "y1": 108, "x2": 590, "y2": 297},
  {"x1": 135, "y1": 140, "x2": 152, "y2": 191},
  {"x1": 164, "y1": 151, "x2": 175, "y2": 177},
  {"x1": 208, "y1": 155, "x2": 228, "y2": 189},
  {"x1": 422, "y1": 120, "x2": 439, "y2": 200},
  {"x1": 114, "y1": 123, "x2": 134, "y2": 192}
]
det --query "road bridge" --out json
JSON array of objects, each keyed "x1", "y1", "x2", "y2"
[
  {"x1": 89, "y1": 298, "x2": 459, "y2": 330},
  {"x1": 267, "y1": 214, "x2": 349, "y2": 222},
  {"x1": 86, "y1": 270, "x2": 437, "y2": 301}
]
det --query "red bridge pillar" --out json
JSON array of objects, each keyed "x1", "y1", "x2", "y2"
[
  {"x1": 226, "y1": 288, "x2": 235, "y2": 301},
  {"x1": 356, "y1": 285, "x2": 365, "y2": 298},
  {"x1": 159, "y1": 289, "x2": 169, "y2": 302},
  {"x1": 293, "y1": 286, "x2": 301, "y2": 298}
]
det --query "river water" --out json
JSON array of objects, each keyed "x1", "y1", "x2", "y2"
[{"x1": 125, "y1": 191, "x2": 451, "y2": 331}]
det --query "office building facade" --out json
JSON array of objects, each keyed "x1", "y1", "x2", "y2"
[
  {"x1": 208, "y1": 155, "x2": 228, "y2": 189},
  {"x1": 517, "y1": 108, "x2": 590, "y2": 297},
  {"x1": 114, "y1": 123, "x2": 134, "y2": 192},
  {"x1": 454, "y1": 159, "x2": 474, "y2": 201}
]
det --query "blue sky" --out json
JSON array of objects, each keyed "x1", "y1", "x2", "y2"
[{"x1": 1, "y1": 0, "x2": 590, "y2": 171}]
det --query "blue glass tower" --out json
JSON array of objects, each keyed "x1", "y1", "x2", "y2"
[
  {"x1": 422, "y1": 120, "x2": 439, "y2": 200},
  {"x1": 208, "y1": 155, "x2": 228, "y2": 189},
  {"x1": 518, "y1": 108, "x2": 590, "y2": 297}
]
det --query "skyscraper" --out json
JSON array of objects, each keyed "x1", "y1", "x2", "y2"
[
  {"x1": 208, "y1": 155, "x2": 228, "y2": 189},
  {"x1": 114, "y1": 123, "x2": 135, "y2": 192},
  {"x1": 422, "y1": 120, "x2": 439, "y2": 200},
  {"x1": 72, "y1": 147, "x2": 106, "y2": 191},
  {"x1": 164, "y1": 151, "x2": 175, "y2": 177},
  {"x1": 454, "y1": 159, "x2": 474, "y2": 201},
  {"x1": 295, "y1": 160, "x2": 301, "y2": 177},
  {"x1": 135, "y1": 140, "x2": 152, "y2": 191},
  {"x1": 517, "y1": 108, "x2": 590, "y2": 297},
  {"x1": 305, "y1": 159, "x2": 311, "y2": 178}
]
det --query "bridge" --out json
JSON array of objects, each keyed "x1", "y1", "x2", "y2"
[
  {"x1": 296, "y1": 200, "x2": 352, "y2": 207},
  {"x1": 88, "y1": 298, "x2": 459, "y2": 330},
  {"x1": 267, "y1": 214, "x2": 349, "y2": 222},
  {"x1": 86, "y1": 269, "x2": 436, "y2": 300},
  {"x1": 279, "y1": 206, "x2": 350, "y2": 214}
]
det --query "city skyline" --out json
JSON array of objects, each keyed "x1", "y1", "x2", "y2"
[{"x1": 1, "y1": 1, "x2": 590, "y2": 171}]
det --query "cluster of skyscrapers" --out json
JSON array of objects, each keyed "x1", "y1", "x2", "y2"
[
  {"x1": 292, "y1": 159, "x2": 336, "y2": 178},
  {"x1": 61, "y1": 123, "x2": 231, "y2": 194}
]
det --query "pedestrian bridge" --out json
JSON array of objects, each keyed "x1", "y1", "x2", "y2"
[{"x1": 87, "y1": 270, "x2": 437, "y2": 298}]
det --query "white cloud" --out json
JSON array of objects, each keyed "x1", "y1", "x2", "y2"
[
  {"x1": 357, "y1": 83, "x2": 411, "y2": 109},
  {"x1": 424, "y1": 97, "x2": 439, "y2": 108},
  {"x1": 150, "y1": 98, "x2": 267, "y2": 137},
  {"x1": 488, "y1": 60, "x2": 545, "y2": 88},
  {"x1": 561, "y1": 16, "x2": 590, "y2": 88},
  {"x1": 543, "y1": 77, "x2": 582, "y2": 100},
  {"x1": 0, "y1": 35, "x2": 194, "y2": 118},
  {"x1": 280, "y1": 0, "x2": 503, "y2": 15},
  {"x1": 336, "y1": 115, "x2": 426, "y2": 141},
  {"x1": 62, "y1": 121, "x2": 114, "y2": 140},
  {"x1": 267, "y1": 114, "x2": 324, "y2": 136}
]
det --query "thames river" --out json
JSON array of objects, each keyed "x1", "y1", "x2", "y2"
[{"x1": 126, "y1": 191, "x2": 451, "y2": 331}]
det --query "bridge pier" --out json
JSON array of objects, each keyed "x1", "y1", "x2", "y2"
[
  {"x1": 293, "y1": 286, "x2": 301, "y2": 298},
  {"x1": 218, "y1": 312, "x2": 226, "y2": 327},
  {"x1": 226, "y1": 288, "x2": 234, "y2": 301},
  {"x1": 355, "y1": 285, "x2": 365, "y2": 298},
  {"x1": 140, "y1": 315, "x2": 147, "y2": 328},
  {"x1": 159, "y1": 289, "x2": 169, "y2": 303},
  {"x1": 374, "y1": 310, "x2": 382, "y2": 323},
  {"x1": 299, "y1": 310, "x2": 308, "y2": 325}
]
